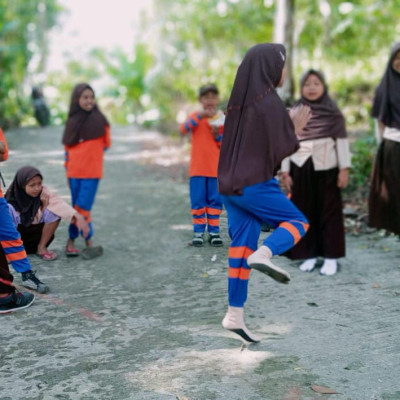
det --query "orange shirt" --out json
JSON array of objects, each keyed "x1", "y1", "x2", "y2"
[
  {"x1": 65, "y1": 126, "x2": 111, "y2": 179},
  {"x1": 0, "y1": 127, "x2": 9, "y2": 198},
  {"x1": 180, "y1": 112, "x2": 222, "y2": 178}
]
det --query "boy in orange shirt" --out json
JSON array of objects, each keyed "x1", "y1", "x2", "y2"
[{"x1": 180, "y1": 84, "x2": 225, "y2": 247}]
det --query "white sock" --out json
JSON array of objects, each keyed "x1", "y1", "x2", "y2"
[
  {"x1": 222, "y1": 306, "x2": 260, "y2": 343},
  {"x1": 299, "y1": 258, "x2": 317, "y2": 272},
  {"x1": 249, "y1": 245, "x2": 273, "y2": 260},
  {"x1": 320, "y1": 258, "x2": 337, "y2": 276}
]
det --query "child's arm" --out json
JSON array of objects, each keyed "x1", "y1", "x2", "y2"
[
  {"x1": 0, "y1": 128, "x2": 9, "y2": 162},
  {"x1": 103, "y1": 125, "x2": 111, "y2": 150},
  {"x1": 179, "y1": 113, "x2": 202, "y2": 135},
  {"x1": 336, "y1": 138, "x2": 351, "y2": 189}
]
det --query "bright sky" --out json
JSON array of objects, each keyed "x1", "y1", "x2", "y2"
[{"x1": 48, "y1": 0, "x2": 153, "y2": 71}]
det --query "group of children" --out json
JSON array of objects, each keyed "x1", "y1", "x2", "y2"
[
  {"x1": 182, "y1": 42, "x2": 400, "y2": 343},
  {"x1": 0, "y1": 83, "x2": 110, "y2": 314},
  {"x1": 1, "y1": 41, "x2": 399, "y2": 345}
]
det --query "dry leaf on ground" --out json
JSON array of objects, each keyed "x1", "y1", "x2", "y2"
[{"x1": 311, "y1": 384, "x2": 339, "y2": 394}]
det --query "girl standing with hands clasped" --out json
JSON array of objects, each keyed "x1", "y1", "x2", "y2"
[
  {"x1": 63, "y1": 83, "x2": 111, "y2": 259},
  {"x1": 281, "y1": 70, "x2": 351, "y2": 276},
  {"x1": 218, "y1": 43, "x2": 311, "y2": 343},
  {"x1": 369, "y1": 43, "x2": 400, "y2": 236}
]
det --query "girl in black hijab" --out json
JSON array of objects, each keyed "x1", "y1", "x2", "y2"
[
  {"x1": 369, "y1": 43, "x2": 400, "y2": 236},
  {"x1": 281, "y1": 70, "x2": 351, "y2": 276},
  {"x1": 63, "y1": 83, "x2": 111, "y2": 259},
  {"x1": 218, "y1": 43, "x2": 311, "y2": 343}
]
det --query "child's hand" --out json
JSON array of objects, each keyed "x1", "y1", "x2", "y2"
[
  {"x1": 337, "y1": 168, "x2": 349, "y2": 189},
  {"x1": 40, "y1": 188, "x2": 50, "y2": 208},
  {"x1": 74, "y1": 213, "x2": 90, "y2": 238},
  {"x1": 289, "y1": 105, "x2": 312, "y2": 134},
  {"x1": 280, "y1": 172, "x2": 293, "y2": 192},
  {"x1": 211, "y1": 125, "x2": 220, "y2": 139},
  {"x1": 0, "y1": 141, "x2": 5, "y2": 154}
]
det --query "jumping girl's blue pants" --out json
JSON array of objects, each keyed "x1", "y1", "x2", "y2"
[
  {"x1": 190, "y1": 176, "x2": 222, "y2": 234},
  {"x1": 68, "y1": 178, "x2": 99, "y2": 241},
  {"x1": 0, "y1": 197, "x2": 31, "y2": 277},
  {"x1": 221, "y1": 178, "x2": 309, "y2": 308}
]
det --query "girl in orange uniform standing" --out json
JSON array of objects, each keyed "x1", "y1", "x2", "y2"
[{"x1": 63, "y1": 83, "x2": 111, "y2": 259}]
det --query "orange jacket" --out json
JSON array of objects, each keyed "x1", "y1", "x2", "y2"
[
  {"x1": 0, "y1": 128, "x2": 9, "y2": 198},
  {"x1": 64, "y1": 126, "x2": 111, "y2": 179},
  {"x1": 180, "y1": 112, "x2": 223, "y2": 178}
]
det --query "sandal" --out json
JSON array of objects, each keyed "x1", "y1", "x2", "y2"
[
  {"x1": 36, "y1": 250, "x2": 57, "y2": 261},
  {"x1": 65, "y1": 246, "x2": 80, "y2": 257},
  {"x1": 82, "y1": 245, "x2": 103, "y2": 260}
]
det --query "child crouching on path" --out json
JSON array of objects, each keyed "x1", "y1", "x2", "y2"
[
  {"x1": 218, "y1": 43, "x2": 311, "y2": 343},
  {"x1": 0, "y1": 128, "x2": 46, "y2": 302},
  {"x1": 62, "y1": 83, "x2": 111, "y2": 259},
  {"x1": 281, "y1": 70, "x2": 351, "y2": 276},
  {"x1": 180, "y1": 84, "x2": 225, "y2": 247},
  {"x1": 5, "y1": 166, "x2": 89, "y2": 260}
]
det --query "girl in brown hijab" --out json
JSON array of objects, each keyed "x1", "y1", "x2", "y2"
[
  {"x1": 369, "y1": 43, "x2": 400, "y2": 236},
  {"x1": 63, "y1": 83, "x2": 111, "y2": 259},
  {"x1": 281, "y1": 70, "x2": 351, "y2": 276},
  {"x1": 218, "y1": 43, "x2": 311, "y2": 343}
]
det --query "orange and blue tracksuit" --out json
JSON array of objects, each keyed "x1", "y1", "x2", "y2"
[
  {"x1": 220, "y1": 178, "x2": 309, "y2": 307},
  {"x1": 64, "y1": 126, "x2": 111, "y2": 240},
  {"x1": 0, "y1": 129, "x2": 32, "y2": 294},
  {"x1": 180, "y1": 112, "x2": 223, "y2": 234}
]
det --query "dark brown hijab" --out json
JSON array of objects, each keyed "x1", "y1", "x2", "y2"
[
  {"x1": 5, "y1": 166, "x2": 43, "y2": 227},
  {"x1": 371, "y1": 43, "x2": 400, "y2": 129},
  {"x1": 218, "y1": 43, "x2": 298, "y2": 195},
  {"x1": 62, "y1": 83, "x2": 109, "y2": 146},
  {"x1": 294, "y1": 69, "x2": 347, "y2": 141}
]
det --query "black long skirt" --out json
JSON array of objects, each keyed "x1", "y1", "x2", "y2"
[
  {"x1": 369, "y1": 138, "x2": 400, "y2": 235},
  {"x1": 285, "y1": 158, "x2": 345, "y2": 260},
  {"x1": 17, "y1": 223, "x2": 54, "y2": 254}
]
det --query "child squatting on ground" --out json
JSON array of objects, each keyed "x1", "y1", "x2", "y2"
[
  {"x1": 218, "y1": 43, "x2": 311, "y2": 343},
  {"x1": 5, "y1": 166, "x2": 90, "y2": 261},
  {"x1": 0, "y1": 129, "x2": 36, "y2": 313},
  {"x1": 180, "y1": 84, "x2": 225, "y2": 247},
  {"x1": 281, "y1": 69, "x2": 351, "y2": 276},
  {"x1": 369, "y1": 42, "x2": 400, "y2": 235},
  {"x1": 62, "y1": 83, "x2": 111, "y2": 259}
]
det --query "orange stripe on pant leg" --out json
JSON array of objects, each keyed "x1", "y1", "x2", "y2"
[
  {"x1": 292, "y1": 220, "x2": 309, "y2": 232},
  {"x1": 279, "y1": 222, "x2": 301, "y2": 244},
  {"x1": 206, "y1": 207, "x2": 222, "y2": 216},
  {"x1": 228, "y1": 267, "x2": 251, "y2": 280},
  {"x1": 228, "y1": 246, "x2": 253, "y2": 259},
  {"x1": 0, "y1": 277, "x2": 14, "y2": 287},
  {"x1": 74, "y1": 205, "x2": 91, "y2": 222},
  {"x1": 0, "y1": 239, "x2": 23, "y2": 249},
  {"x1": 193, "y1": 218, "x2": 206, "y2": 225},
  {"x1": 207, "y1": 219, "x2": 220, "y2": 227},
  {"x1": 6, "y1": 250, "x2": 27, "y2": 262},
  {"x1": 191, "y1": 208, "x2": 206, "y2": 216}
]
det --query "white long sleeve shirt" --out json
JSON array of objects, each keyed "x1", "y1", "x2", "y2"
[{"x1": 281, "y1": 137, "x2": 351, "y2": 173}]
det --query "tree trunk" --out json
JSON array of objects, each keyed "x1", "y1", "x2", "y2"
[{"x1": 274, "y1": 0, "x2": 295, "y2": 105}]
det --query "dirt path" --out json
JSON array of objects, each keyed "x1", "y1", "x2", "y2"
[{"x1": 0, "y1": 126, "x2": 399, "y2": 400}]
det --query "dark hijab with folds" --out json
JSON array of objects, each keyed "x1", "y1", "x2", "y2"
[
  {"x1": 294, "y1": 69, "x2": 347, "y2": 141},
  {"x1": 62, "y1": 83, "x2": 109, "y2": 146},
  {"x1": 5, "y1": 166, "x2": 43, "y2": 227},
  {"x1": 218, "y1": 43, "x2": 298, "y2": 195},
  {"x1": 371, "y1": 42, "x2": 400, "y2": 130}
]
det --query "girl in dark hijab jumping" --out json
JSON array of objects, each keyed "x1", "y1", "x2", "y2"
[
  {"x1": 218, "y1": 43, "x2": 311, "y2": 343},
  {"x1": 369, "y1": 43, "x2": 400, "y2": 236},
  {"x1": 62, "y1": 83, "x2": 111, "y2": 259},
  {"x1": 281, "y1": 70, "x2": 351, "y2": 276}
]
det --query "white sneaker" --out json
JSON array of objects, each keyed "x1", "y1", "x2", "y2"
[
  {"x1": 299, "y1": 258, "x2": 317, "y2": 272},
  {"x1": 222, "y1": 306, "x2": 260, "y2": 343},
  {"x1": 320, "y1": 259, "x2": 338, "y2": 276},
  {"x1": 247, "y1": 246, "x2": 290, "y2": 284}
]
